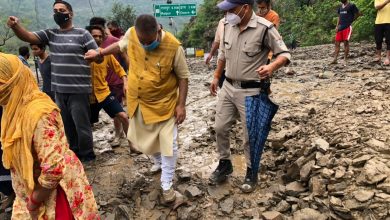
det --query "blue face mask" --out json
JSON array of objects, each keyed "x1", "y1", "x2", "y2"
[{"x1": 142, "y1": 39, "x2": 160, "y2": 51}]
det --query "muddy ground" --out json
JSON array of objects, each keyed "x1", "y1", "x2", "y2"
[
  {"x1": 1, "y1": 42, "x2": 390, "y2": 219},
  {"x1": 86, "y1": 42, "x2": 389, "y2": 220}
]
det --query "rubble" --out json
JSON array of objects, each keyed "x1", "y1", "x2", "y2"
[{"x1": 77, "y1": 43, "x2": 390, "y2": 219}]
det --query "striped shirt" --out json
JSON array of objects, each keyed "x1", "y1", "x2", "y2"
[{"x1": 34, "y1": 28, "x2": 98, "y2": 93}]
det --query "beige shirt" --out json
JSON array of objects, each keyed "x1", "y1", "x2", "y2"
[
  {"x1": 214, "y1": 18, "x2": 226, "y2": 43},
  {"x1": 119, "y1": 29, "x2": 189, "y2": 79},
  {"x1": 218, "y1": 12, "x2": 291, "y2": 81}
]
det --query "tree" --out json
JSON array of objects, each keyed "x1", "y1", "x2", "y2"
[
  {"x1": 108, "y1": 2, "x2": 137, "y2": 31},
  {"x1": 178, "y1": 0, "x2": 224, "y2": 49}
]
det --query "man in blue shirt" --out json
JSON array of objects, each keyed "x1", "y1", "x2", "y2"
[{"x1": 17, "y1": 46, "x2": 30, "y2": 67}]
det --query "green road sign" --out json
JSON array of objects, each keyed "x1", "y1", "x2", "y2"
[{"x1": 154, "y1": 4, "x2": 197, "y2": 17}]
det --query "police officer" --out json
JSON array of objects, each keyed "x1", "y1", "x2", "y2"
[{"x1": 209, "y1": 0, "x2": 291, "y2": 193}]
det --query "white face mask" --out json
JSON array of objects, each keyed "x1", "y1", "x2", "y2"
[{"x1": 226, "y1": 5, "x2": 246, "y2": 26}]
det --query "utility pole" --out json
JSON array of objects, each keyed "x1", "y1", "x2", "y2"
[{"x1": 167, "y1": 0, "x2": 177, "y2": 36}]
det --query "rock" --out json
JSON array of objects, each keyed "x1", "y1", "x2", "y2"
[
  {"x1": 114, "y1": 205, "x2": 132, "y2": 220},
  {"x1": 329, "y1": 196, "x2": 343, "y2": 207},
  {"x1": 321, "y1": 168, "x2": 334, "y2": 179},
  {"x1": 317, "y1": 154, "x2": 330, "y2": 167},
  {"x1": 178, "y1": 169, "x2": 192, "y2": 182},
  {"x1": 318, "y1": 71, "x2": 335, "y2": 79},
  {"x1": 377, "y1": 182, "x2": 390, "y2": 194},
  {"x1": 313, "y1": 138, "x2": 329, "y2": 153},
  {"x1": 285, "y1": 67, "x2": 296, "y2": 75},
  {"x1": 309, "y1": 176, "x2": 326, "y2": 196},
  {"x1": 184, "y1": 186, "x2": 203, "y2": 198},
  {"x1": 177, "y1": 205, "x2": 200, "y2": 219},
  {"x1": 335, "y1": 166, "x2": 346, "y2": 179},
  {"x1": 366, "y1": 139, "x2": 385, "y2": 148},
  {"x1": 353, "y1": 190, "x2": 375, "y2": 202},
  {"x1": 108, "y1": 198, "x2": 122, "y2": 206},
  {"x1": 286, "y1": 181, "x2": 306, "y2": 196},
  {"x1": 293, "y1": 208, "x2": 327, "y2": 220},
  {"x1": 208, "y1": 185, "x2": 231, "y2": 201},
  {"x1": 262, "y1": 211, "x2": 284, "y2": 220},
  {"x1": 366, "y1": 139, "x2": 388, "y2": 153},
  {"x1": 220, "y1": 198, "x2": 234, "y2": 214},
  {"x1": 274, "y1": 200, "x2": 291, "y2": 213},
  {"x1": 328, "y1": 182, "x2": 348, "y2": 192},
  {"x1": 300, "y1": 160, "x2": 315, "y2": 182},
  {"x1": 360, "y1": 159, "x2": 389, "y2": 185},
  {"x1": 352, "y1": 155, "x2": 371, "y2": 167},
  {"x1": 345, "y1": 199, "x2": 365, "y2": 211}
]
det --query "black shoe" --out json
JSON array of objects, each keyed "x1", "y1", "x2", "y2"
[
  {"x1": 240, "y1": 167, "x2": 258, "y2": 193},
  {"x1": 79, "y1": 152, "x2": 96, "y2": 163},
  {"x1": 209, "y1": 159, "x2": 233, "y2": 185}
]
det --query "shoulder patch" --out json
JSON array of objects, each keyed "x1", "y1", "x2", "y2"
[{"x1": 256, "y1": 16, "x2": 274, "y2": 29}]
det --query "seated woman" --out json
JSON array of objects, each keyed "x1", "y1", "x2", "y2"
[{"x1": 0, "y1": 53, "x2": 99, "y2": 219}]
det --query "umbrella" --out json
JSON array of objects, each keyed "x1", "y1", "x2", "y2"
[{"x1": 245, "y1": 81, "x2": 278, "y2": 179}]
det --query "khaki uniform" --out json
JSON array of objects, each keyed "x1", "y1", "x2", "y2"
[{"x1": 216, "y1": 12, "x2": 290, "y2": 167}]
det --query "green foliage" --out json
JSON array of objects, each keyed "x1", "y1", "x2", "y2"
[
  {"x1": 274, "y1": 0, "x2": 376, "y2": 46},
  {"x1": 108, "y1": 2, "x2": 137, "y2": 31},
  {"x1": 179, "y1": 0, "x2": 378, "y2": 48},
  {"x1": 178, "y1": 0, "x2": 224, "y2": 48}
]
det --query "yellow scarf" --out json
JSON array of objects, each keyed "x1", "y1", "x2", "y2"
[{"x1": 0, "y1": 53, "x2": 58, "y2": 193}]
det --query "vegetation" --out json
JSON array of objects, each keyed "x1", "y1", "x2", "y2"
[
  {"x1": 108, "y1": 2, "x2": 137, "y2": 31},
  {"x1": 179, "y1": 0, "x2": 377, "y2": 49}
]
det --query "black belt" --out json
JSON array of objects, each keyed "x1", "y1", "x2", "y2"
[{"x1": 225, "y1": 77, "x2": 261, "y2": 89}]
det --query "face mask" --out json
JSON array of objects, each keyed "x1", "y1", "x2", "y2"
[
  {"x1": 226, "y1": 5, "x2": 246, "y2": 26},
  {"x1": 259, "y1": 9, "x2": 269, "y2": 16},
  {"x1": 142, "y1": 38, "x2": 160, "y2": 51},
  {"x1": 53, "y1": 12, "x2": 70, "y2": 26}
]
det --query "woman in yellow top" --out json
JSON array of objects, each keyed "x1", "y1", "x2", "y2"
[
  {"x1": 374, "y1": 0, "x2": 390, "y2": 65},
  {"x1": 87, "y1": 25, "x2": 129, "y2": 140},
  {"x1": 0, "y1": 53, "x2": 99, "y2": 219}
]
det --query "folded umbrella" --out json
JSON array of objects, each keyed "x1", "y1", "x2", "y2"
[{"x1": 245, "y1": 81, "x2": 278, "y2": 180}]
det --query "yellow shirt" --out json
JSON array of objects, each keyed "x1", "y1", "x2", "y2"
[
  {"x1": 90, "y1": 53, "x2": 126, "y2": 103},
  {"x1": 118, "y1": 28, "x2": 190, "y2": 124},
  {"x1": 375, "y1": 0, "x2": 390, "y2": 24}
]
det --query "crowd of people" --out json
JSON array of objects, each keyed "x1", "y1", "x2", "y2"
[{"x1": 0, "y1": 0, "x2": 389, "y2": 219}]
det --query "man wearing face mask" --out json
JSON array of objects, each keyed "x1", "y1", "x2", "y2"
[
  {"x1": 85, "y1": 14, "x2": 189, "y2": 203},
  {"x1": 7, "y1": 0, "x2": 99, "y2": 162},
  {"x1": 331, "y1": 0, "x2": 362, "y2": 64},
  {"x1": 209, "y1": 0, "x2": 290, "y2": 193},
  {"x1": 256, "y1": 0, "x2": 280, "y2": 29}
]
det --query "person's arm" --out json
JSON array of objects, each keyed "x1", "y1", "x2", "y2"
[
  {"x1": 206, "y1": 40, "x2": 220, "y2": 65},
  {"x1": 172, "y1": 46, "x2": 189, "y2": 125},
  {"x1": 27, "y1": 112, "x2": 66, "y2": 217},
  {"x1": 85, "y1": 42, "x2": 121, "y2": 61},
  {"x1": 85, "y1": 29, "x2": 130, "y2": 62},
  {"x1": 7, "y1": 16, "x2": 41, "y2": 44},
  {"x1": 210, "y1": 59, "x2": 226, "y2": 96},
  {"x1": 375, "y1": 0, "x2": 390, "y2": 10},
  {"x1": 256, "y1": 27, "x2": 290, "y2": 79},
  {"x1": 121, "y1": 51, "x2": 129, "y2": 70},
  {"x1": 209, "y1": 38, "x2": 226, "y2": 96}
]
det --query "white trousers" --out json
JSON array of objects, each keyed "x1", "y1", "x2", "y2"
[{"x1": 152, "y1": 126, "x2": 178, "y2": 190}]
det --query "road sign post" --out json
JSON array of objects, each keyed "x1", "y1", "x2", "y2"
[{"x1": 154, "y1": 4, "x2": 197, "y2": 17}]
